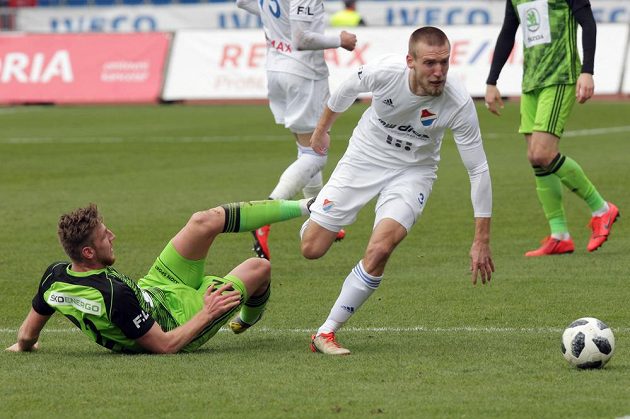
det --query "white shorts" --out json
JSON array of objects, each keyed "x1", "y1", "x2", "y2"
[
  {"x1": 309, "y1": 152, "x2": 437, "y2": 233},
  {"x1": 267, "y1": 71, "x2": 329, "y2": 134}
]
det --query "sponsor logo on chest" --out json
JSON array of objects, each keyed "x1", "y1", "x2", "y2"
[{"x1": 47, "y1": 292, "x2": 102, "y2": 315}]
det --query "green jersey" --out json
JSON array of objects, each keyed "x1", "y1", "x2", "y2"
[
  {"x1": 511, "y1": 0, "x2": 581, "y2": 92},
  {"x1": 32, "y1": 262, "x2": 176, "y2": 353}
]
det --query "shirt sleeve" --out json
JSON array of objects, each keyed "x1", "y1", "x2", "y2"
[
  {"x1": 570, "y1": 0, "x2": 596, "y2": 74},
  {"x1": 486, "y1": 0, "x2": 519, "y2": 85},
  {"x1": 109, "y1": 285, "x2": 155, "y2": 340},
  {"x1": 236, "y1": 0, "x2": 260, "y2": 16},
  {"x1": 290, "y1": 0, "x2": 340, "y2": 50},
  {"x1": 328, "y1": 63, "x2": 372, "y2": 112},
  {"x1": 31, "y1": 264, "x2": 57, "y2": 316},
  {"x1": 450, "y1": 99, "x2": 493, "y2": 218}
]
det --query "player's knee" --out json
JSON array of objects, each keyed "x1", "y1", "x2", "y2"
[
  {"x1": 528, "y1": 153, "x2": 549, "y2": 167},
  {"x1": 188, "y1": 208, "x2": 224, "y2": 236},
  {"x1": 301, "y1": 239, "x2": 327, "y2": 259}
]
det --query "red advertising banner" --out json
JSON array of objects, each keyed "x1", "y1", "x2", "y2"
[{"x1": 0, "y1": 33, "x2": 170, "y2": 104}]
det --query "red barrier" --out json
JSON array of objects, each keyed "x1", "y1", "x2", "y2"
[{"x1": 0, "y1": 33, "x2": 170, "y2": 104}]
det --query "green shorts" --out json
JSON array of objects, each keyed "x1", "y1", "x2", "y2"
[
  {"x1": 138, "y1": 241, "x2": 248, "y2": 352},
  {"x1": 519, "y1": 84, "x2": 576, "y2": 138}
]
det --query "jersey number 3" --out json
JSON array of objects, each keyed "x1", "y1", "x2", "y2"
[{"x1": 260, "y1": 0, "x2": 281, "y2": 18}]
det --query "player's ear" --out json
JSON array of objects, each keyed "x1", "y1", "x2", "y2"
[
  {"x1": 405, "y1": 54, "x2": 414, "y2": 69},
  {"x1": 81, "y1": 246, "x2": 95, "y2": 261}
]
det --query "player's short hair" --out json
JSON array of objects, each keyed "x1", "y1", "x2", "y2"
[
  {"x1": 58, "y1": 203, "x2": 102, "y2": 262},
  {"x1": 408, "y1": 26, "x2": 450, "y2": 58}
]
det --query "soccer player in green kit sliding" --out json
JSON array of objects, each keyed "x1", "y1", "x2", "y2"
[
  {"x1": 7, "y1": 199, "x2": 310, "y2": 354},
  {"x1": 485, "y1": 0, "x2": 619, "y2": 256}
]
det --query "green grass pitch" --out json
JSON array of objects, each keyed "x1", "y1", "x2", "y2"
[{"x1": 1, "y1": 101, "x2": 629, "y2": 418}]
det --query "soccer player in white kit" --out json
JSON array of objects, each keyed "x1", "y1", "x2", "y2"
[
  {"x1": 301, "y1": 26, "x2": 495, "y2": 355},
  {"x1": 236, "y1": 0, "x2": 357, "y2": 260}
]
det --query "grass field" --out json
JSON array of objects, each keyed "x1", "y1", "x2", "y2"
[{"x1": 1, "y1": 100, "x2": 629, "y2": 418}]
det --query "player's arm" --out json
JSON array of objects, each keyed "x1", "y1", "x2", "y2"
[
  {"x1": 311, "y1": 66, "x2": 366, "y2": 155},
  {"x1": 451, "y1": 100, "x2": 494, "y2": 285},
  {"x1": 6, "y1": 308, "x2": 51, "y2": 352},
  {"x1": 235, "y1": 0, "x2": 260, "y2": 16},
  {"x1": 485, "y1": 0, "x2": 519, "y2": 115},
  {"x1": 290, "y1": 1, "x2": 356, "y2": 51},
  {"x1": 135, "y1": 283, "x2": 241, "y2": 354},
  {"x1": 570, "y1": 0, "x2": 596, "y2": 103}
]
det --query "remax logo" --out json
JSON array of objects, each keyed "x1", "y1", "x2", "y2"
[{"x1": 420, "y1": 109, "x2": 437, "y2": 127}]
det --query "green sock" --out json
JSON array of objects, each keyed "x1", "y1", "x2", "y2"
[
  {"x1": 240, "y1": 285, "x2": 270, "y2": 325},
  {"x1": 552, "y1": 154, "x2": 606, "y2": 212},
  {"x1": 221, "y1": 200, "x2": 304, "y2": 233},
  {"x1": 533, "y1": 166, "x2": 568, "y2": 235}
]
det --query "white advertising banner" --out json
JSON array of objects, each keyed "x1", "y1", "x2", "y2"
[
  {"x1": 16, "y1": 1, "x2": 630, "y2": 33},
  {"x1": 163, "y1": 25, "x2": 627, "y2": 101},
  {"x1": 623, "y1": 41, "x2": 630, "y2": 94}
]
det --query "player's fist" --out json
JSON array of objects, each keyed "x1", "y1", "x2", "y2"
[{"x1": 340, "y1": 31, "x2": 357, "y2": 51}]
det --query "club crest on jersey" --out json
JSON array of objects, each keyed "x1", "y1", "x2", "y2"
[
  {"x1": 420, "y1": 109, "x2": 437, "y2": 127},
  {"x1": 322, "y1": 199, "x2": 334, "y2": 213}
]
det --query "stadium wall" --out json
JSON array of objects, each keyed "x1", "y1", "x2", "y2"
[{"x1": 1, "y1": 24, "x2": 629, "y2": 104}]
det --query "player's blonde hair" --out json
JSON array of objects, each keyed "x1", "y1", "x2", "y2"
[
  {"x1": 408, "y1": 26, "x2": 450, "y2": 58},
  {"x1": 58, "y1": 203, "x2": 102, "y2": 262}
]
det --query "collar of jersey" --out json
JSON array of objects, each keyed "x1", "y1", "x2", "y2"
[{"x1": 66, "y1": 265, "x2": 108, "y2": 277}]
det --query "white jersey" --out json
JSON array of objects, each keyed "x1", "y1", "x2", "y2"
[
  {"x1": 328, "y1": 54, "x2": 492, "y2": 217},
  {"x1": 252, "y1": 0, "x2": 330, "y2": 80}
]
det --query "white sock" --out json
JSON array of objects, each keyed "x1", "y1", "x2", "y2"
[
  {"x1": 592, "y1": 202, "x2": 609, "y2": 217},
  {"x1": 269, "y1": 144, "x2": 327, "y2": 200},
  {"x1": 302, "y1": 171, "x2": 323, "y2": 199},
  {"x1": 296, "y1": 199, "x2": 312, "y2": 216},
  {"x1": 317, "y1": 260, "x2": 382, "y2": 335}
]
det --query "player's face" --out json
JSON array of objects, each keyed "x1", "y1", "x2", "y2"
[
  {"x1": 90, "y1": 222, "x2": 116, "y2": 266},
  {"x1": 407, "y1": 41, "x2": 450, "y2": 97}
]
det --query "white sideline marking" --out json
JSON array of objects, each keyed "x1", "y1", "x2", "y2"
[{"x1": 1, "y1": 326, "x2": 628, "y2": 335}]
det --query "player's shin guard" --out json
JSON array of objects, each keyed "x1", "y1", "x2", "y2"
[
  {"x1": 552, "y1": 153, "x2": 606, "y2": 213},
  {"x1": 221, "y1": 200, "x2": 309, "y2": 233},
  {"x1": 269, "y1": 146, "x2": 327, "y2": 200},
  {"x1": 302, "y1": 171, "x2": 323, "y2": 199},
  {"x1": 533, "y1": 165, "x2": 568, "y2": 235},
  {"x1": 317, "y1": 261, "x2": 382, "y2": 335}
]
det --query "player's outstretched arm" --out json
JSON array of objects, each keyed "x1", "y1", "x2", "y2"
[
  {"x1": 470, "y1": 217, "x2": 494, "y2": 285},
  {"x1": 290, "y1": 18, "x2": 356, "y2": 51},
  {"x1": 6, "y1": 308, "x2": 50, "y2": 352},
  {"x1": 135, "y1": 283, "x2": 241, "y2": 354}
]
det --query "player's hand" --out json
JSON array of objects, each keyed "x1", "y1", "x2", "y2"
[
  {"x1": 6, "y1": 341, "x2": 39, "y2": 352},
  {"x1": 202, "y1": 283, "x2": 241, "y2": 323},
  {"x1": 576, "y1": 73, "x2": 594, "y2": 104},
  {"x1": 484, "y1": 85, "x2": 504, "y2": 116},
  {"x1": 469, "y1": 241, "x2": 494, "y2": 285},
  {"x1": 340, "y1": 31, "x2": 357, "y2": 51},
  {"x1": 310, "y1": 131, "x2": 331, "y2": 155}
]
